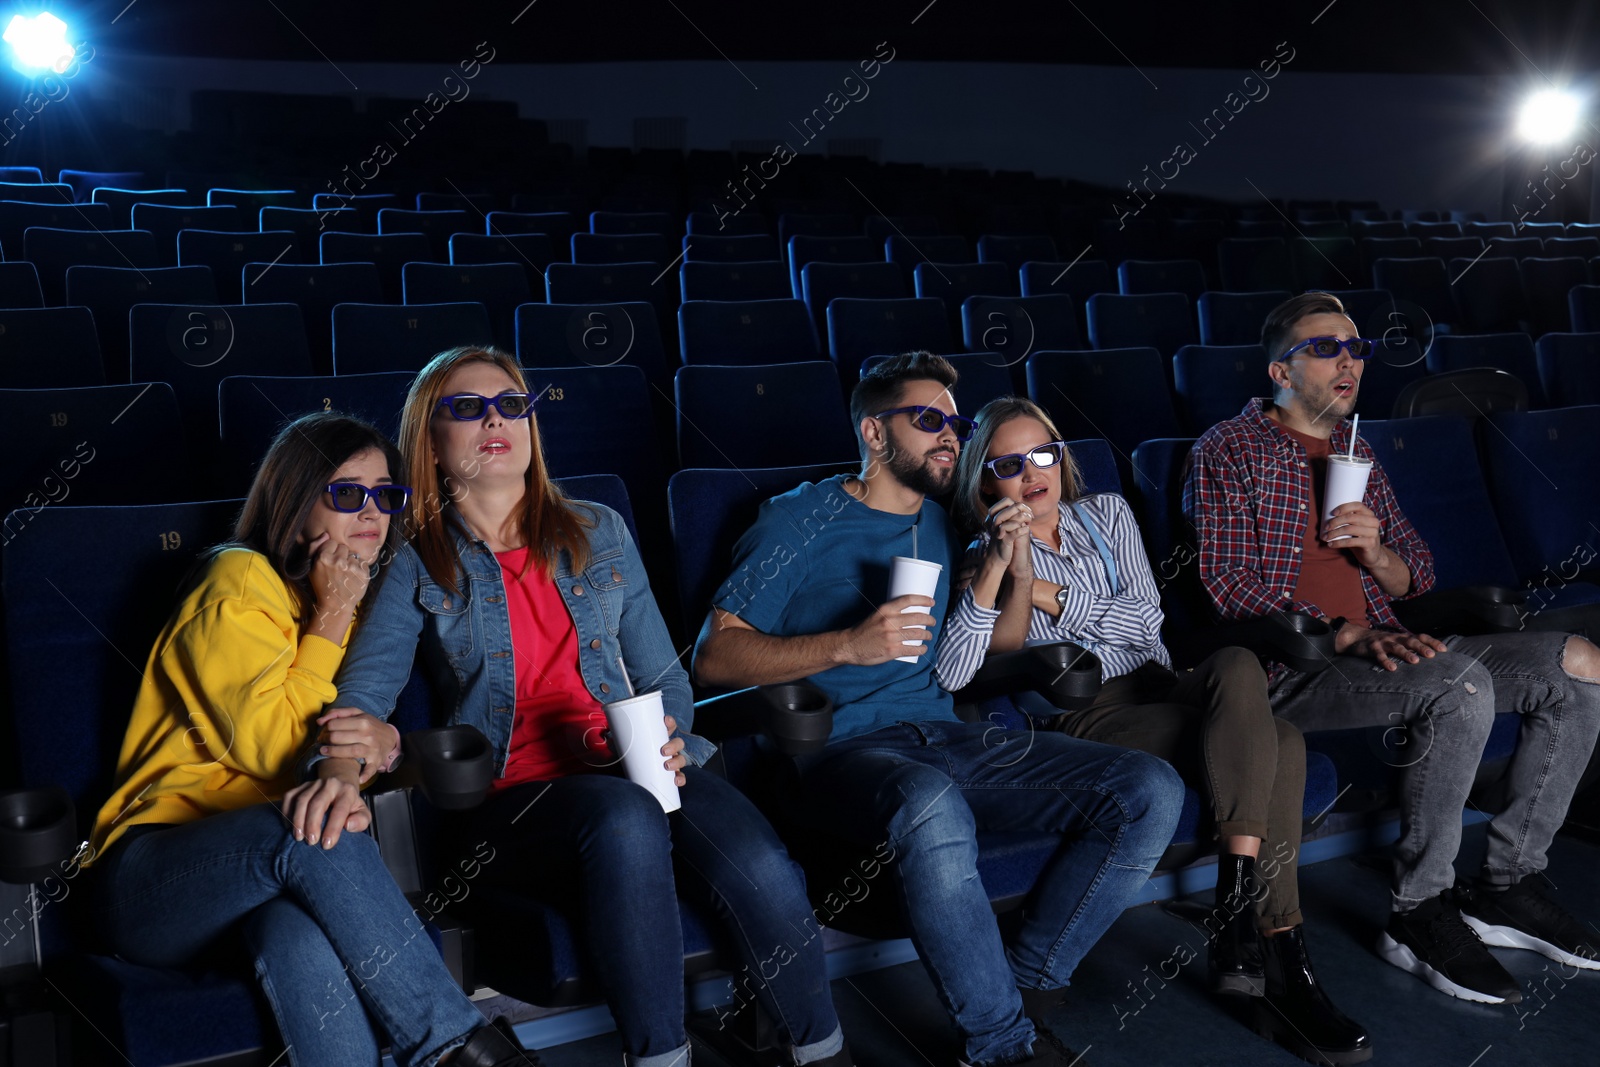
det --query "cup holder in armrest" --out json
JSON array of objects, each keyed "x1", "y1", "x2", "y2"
[
  {"x1": 0, "y1": 787, "x2": 77, "y2": 885},
  {"x1": 405, "y1": 726, "x2": 493, "y2": 811},
  {"x1": 759, "y1": 682, "x2": 834, "y2": 756},
  {"x1": 955, "y1": 641, "x2": 1104, "y2": 713},
  {"x1": 1258, "y1": 612, "x2": 1337, "y2": 675}
]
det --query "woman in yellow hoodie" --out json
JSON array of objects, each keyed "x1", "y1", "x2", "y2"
[{"x1": 86, "y1": 413, "x2": 536, "y2": 1067}]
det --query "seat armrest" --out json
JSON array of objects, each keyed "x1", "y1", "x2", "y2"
[
  {"x1": 1393, "y1": 585, "x2": 1528, "y2": 635},
  {"x1": 694, "y1": 682, "x2": 834, "y2": 755},
  {"x1": 953, "y1": 641, "x2": 1103, "y2": 711}
]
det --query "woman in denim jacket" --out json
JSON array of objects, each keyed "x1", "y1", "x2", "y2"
[{"x1": 327, "y1": 347, "x2": 851, "y2": 1067}]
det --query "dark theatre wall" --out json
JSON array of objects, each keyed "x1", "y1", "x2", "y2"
[{"x1": 75, "y1": 49, "x2": 1551, "y2": 216}]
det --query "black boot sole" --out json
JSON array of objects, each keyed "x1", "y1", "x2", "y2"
[
  {"x1": 1211, "y1": 968, "x2": 1266, "y2": 996},
  {"x1": 1251, "y1": 1005, "x2": 1373, "y2": 1066}
]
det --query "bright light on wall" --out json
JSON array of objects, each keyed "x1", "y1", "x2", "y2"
[
  {"x1": 3, "y1": 12, "x2": 75, "y2": 74},
  {"x1": 1517, "y1": 89, "x2": 1582, "y2": 144}
]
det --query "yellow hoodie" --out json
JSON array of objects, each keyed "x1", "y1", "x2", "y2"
[{"x1": 87, "y1": 547, "x2": 351, "y2": 863}]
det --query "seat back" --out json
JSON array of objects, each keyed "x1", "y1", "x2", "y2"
[
  {"x1": 1027, "y1": 348, "x2": 1183, "y2": 464},
  {"x1": 1448, "y1": 257, "x2": 1526, "y2": 334},
  {"x1": 1370, "y1": 257, "x2": 1454, "y2": 328},
  {"x1": 1085, "y1": 292, "x2": 1195, "y2": 355},
  {"x1": 3, "y1": 500, "x2": 242, "y2": 831},
  {"x1": 401, "y1": 262, "x2": 532, "y2": 351},
  {"x1": 217, "y1": 371, "x2": 415, "y2": 491},
  {"x1": 1534, "y1": 332, "x2": 1600, "y2": 407},
  {"x1": 571, "y1": 232, "x2": 671, "y2": 266},
  {"x1": 1290, "y1": 237, "x2": 1361, "y2": 291},
  {"x1": 1217, "y1": 238, "x2": 1292, "y2": 291},
  {"x1": 1391, "y1": 367, "x2": 1529, "y2": 422},
  {"x1": 523, "y1": 365, "x2": 661, "y2": 535},
  {"x1": 680, "y1": 260, "x2": 791, "y2": 303},
  {"x1": 1117, "y1": 259, "x2": 1207, "y2": 301},
  {"x1": 674, "y1": 363, "x2": 857, "y2": 469},
  {"x1": 131, "y1": 203, "x2": 242, "y2": 267},
  {"x1": 176, "y1": 230, "x2": 303, "y2": 304},
  {"x1": 24, "y1": 227, "x2": 159, "y2": 305},
  {"x1": 1018, "y1": 259, "x2": 1114, "y2": 304},
  {"x1": 1519, "y1": 257, "x2": 1588, "y2": 336},
  {"x1": 1481, "y1": 406, "x2": 1600, "y2": 582},
  {"x1": 789, "y1": 235, "x2": 881, "y2": 296},
  {"x1": 130, "y1": 303, "x2": 314, "y2": 446},
  {"x1": 65, "y1": 265, "x2": 218, "y2": 384},
  {"x1": 320, "y1": 231, "x2": 436, "y2": 302},
  {"x1": 1196, "y1": 290, "x2": 1292, "y2": 346},
  {"x1": 486, "y1": 210, "x2": 582, "y2": 244},
  {"x1": 1427, "y1": 333, "x2": 1544, "y2": 405},
  {"x1": 331, "y1": 301, "x2": 493, "y2": 375},
  {"x1": 0, "y1": 383, "x2": 188, "y2": 521},
  {"x1": 515, "y1": 301, "x2": 671, "y2": 386},
  {"x1": 1172, "y1": 344, "x2": 1267, "y2": 434},
  {"x1": 683, "y1": 233, "x2": 780, "y2": 262},
  {"x1": 801, "y1": 261, "x2": 906, "y2": 341},
  {"x1": 668, "y1": 463, "x2": 853, "y2": 635},
  {"x1": 376, "y1": 208, "x2": 473, "y2": 259},
  {"x1": 590, "y1": 210, "x2": 675, "y2": 235},
  {"x1": 259, "y1": 206, "x2": 364, "y2": 246},
  {"x1": 678, "y1": 298, "x2": 819, "y2": 365},
  {"x1": 827, "y1": 297, "x2": 956, "y2": 366},
  {"x1": 962, "y1": 294, "x2": 1083, "y2": 368},
  {"x1": 89, "y1": 188, "x2": 190, "y2": 228},
  {"x1": 243, "y1": 262, "x2": 386, "y2": 376},
  {"x1": 207, "y1": 188, "x2": 297, "y2": 215},
  {"x1": 0, "y1": 306, "x2": 103, "y2": 388},
  {"x1": 0, "y1": 260, "x2": 44, "y2": 309},
  {"x1": 976, "y1": 234, "x2": 1058, "y2": 268},
  {"x1": 1363, "y1": 415, "x2": 1521, "y2": 589}
]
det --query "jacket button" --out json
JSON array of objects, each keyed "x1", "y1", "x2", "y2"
[
  {"x1": 600, "y1": 683, "x2": 610, "y2": 694},
  {"x1": 572, "y1": 585, "x2": 584, "y2": 596},
  {"x1": 442, "y1": 597, "x2": 452, "y2": 609},
  {"x1": 590, "y1": 639, "x2": 601, "y2": 650}
]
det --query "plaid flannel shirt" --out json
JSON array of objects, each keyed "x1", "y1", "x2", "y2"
[{"x1": 1182, "y1": 399, "x2": 1435, "y2": 677}]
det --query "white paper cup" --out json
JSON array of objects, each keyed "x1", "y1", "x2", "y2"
[
  {"x1": 1323, "y1": 455, "x2": 1373, "y2": 539},
  {"x1": 602, "y1": 691, "x2": 681, "y2": 813},
  {"x1": 888, "y1": 556, "x2": 942, "y2": 663}
]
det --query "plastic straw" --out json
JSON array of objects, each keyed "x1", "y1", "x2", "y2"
[
  {"x1": 617, "y1": 655, "x2": 635, "y2": 697},
  {"x1": 1348, "y1": 414, "x2": 1359, "y2": 460},
  {"x1": 912, "y1": 522, "x2": 918, "y2": 560}
]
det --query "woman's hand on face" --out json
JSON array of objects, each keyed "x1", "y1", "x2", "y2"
[
  {"x1": 307, "y1": 532, "x2": 371, "y2": 621},
  {"x1": 316, "y1": 707, "x2": 401, "y2": 784},
  {"x1": 283, "y1": 761, "x2": 370, "y2": 849},
  {"x1": 662, "y1": 714, "x2": 688, "y2": 787}
]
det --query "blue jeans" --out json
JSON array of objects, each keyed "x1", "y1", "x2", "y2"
[
  {"x1": 1269, "y1": 631, "x2": 1600, "y2": 910},
  {"x1": 94, "y1": 806, "x2": 488, "y2": 1067},
  {"x1": 459, "y1": 767, "x2": 843, "y2": 1067},
  {"x1": 784, "y1": 720, "x2": 1184, "y2": 1067}
]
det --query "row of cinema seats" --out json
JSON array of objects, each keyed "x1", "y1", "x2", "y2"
[{"x1": 10, "y1": 396, "x2": 1598, "y2": 1063}]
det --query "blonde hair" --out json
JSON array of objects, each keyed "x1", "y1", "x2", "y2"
[{"x1": 951, "y1": 396, "x2": 1083, "y2": 538}]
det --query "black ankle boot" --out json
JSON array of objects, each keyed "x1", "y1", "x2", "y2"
[
  {"x1": 1209, "y1": 853, "x2": 1265, "y2": 996},
  {"x1": 1252, "y1": 926, "x2": 1373, "y2": 1065},
  {"x1": 453, "y1": 1018, "x2": 545, "y2": 1067}
]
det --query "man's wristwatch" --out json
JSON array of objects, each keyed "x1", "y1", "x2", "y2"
[{"x1": 1054, "y1": 582, "x2": 1070, "y2": 615}]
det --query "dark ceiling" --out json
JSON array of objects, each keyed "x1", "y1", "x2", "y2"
[{"x1": 77, "y1": 0, "x2": 1600, "y2": 79}]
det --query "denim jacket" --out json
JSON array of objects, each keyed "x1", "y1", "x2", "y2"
[{"x1": 334, "y1": 501, "x2": 714, "y2": 775}]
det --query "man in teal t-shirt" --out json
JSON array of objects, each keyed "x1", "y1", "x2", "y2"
[{"x1": 694, "y1": 352, "x2": 1183, "y2": 1067}]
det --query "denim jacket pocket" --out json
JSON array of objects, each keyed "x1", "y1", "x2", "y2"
[
  {"x1": 582, "y1": 554, "x2": 627, "y2": 636},
  {"x1": 418, "y1": 581, "x2": 474, "y2": 665}
]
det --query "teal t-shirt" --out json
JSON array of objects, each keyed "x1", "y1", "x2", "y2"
[{"x1": 711, "y1": 475, "x2": 962, "y2": 742}]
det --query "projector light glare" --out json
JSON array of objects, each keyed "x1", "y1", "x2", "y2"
[
  {"x1": 1517, "y1": 90, "x2": 1582, "y2": 145},
  {"x1": 4, "y1": 13, "x2": 75, "y2": 74}
]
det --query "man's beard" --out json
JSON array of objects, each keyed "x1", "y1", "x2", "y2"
[
  {"x1": 884, "y1": 426, "x2": 956, "y2": 496},
  {"x1": 1297, "y1": 377, "x2": 1357, "y2": 425}
]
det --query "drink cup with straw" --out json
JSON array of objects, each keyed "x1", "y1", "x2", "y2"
[
  {"x1": 601, "y1": 652, "x2": 680, "y2": 812},
  {"x1": 1323, "y1": 413, "x2": 1373, "y2": 540},
  {"x1": 888, "y1": 521, "x2": 941, "y2": 664}
]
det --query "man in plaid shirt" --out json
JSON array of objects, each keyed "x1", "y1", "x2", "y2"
[{"x1": 1184, "y1": 292, "x2": 1600, "y2": 1009}]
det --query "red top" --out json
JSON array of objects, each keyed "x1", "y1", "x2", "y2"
[
  {"x1": 490, "y1": 547, "x2": 613, "y2": 790},
  {"x1": 1277, "y1": 424, "x2": 1371, "y2": 628}
]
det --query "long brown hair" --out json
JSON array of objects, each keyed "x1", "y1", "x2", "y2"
[
  {"x1": 398, "y1": 346, "x2": 593, "y2": 595},
  {"x1": 227, "y1": 411, "x2": 405, "y2": 626},
  {"x1": 951, "y1": 396, "x2": 1084, "y2": 539}
]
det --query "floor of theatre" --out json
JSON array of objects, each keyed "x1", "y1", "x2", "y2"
[{"x1": 492, "y1": 822, "x2": 1600, "y2": 1067}]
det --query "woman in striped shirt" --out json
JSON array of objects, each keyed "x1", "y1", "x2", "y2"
[{"x1": 935, "y1": 397, "x2": 1369, "y2": 1066}]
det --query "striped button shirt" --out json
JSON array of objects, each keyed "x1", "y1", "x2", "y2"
[
  {"x1": 935, "y1": 493, "x2": 1171, "y2": 690},
  {"x1": 1182, "y1": 399, "x2": 1435, "y2": 680}
]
